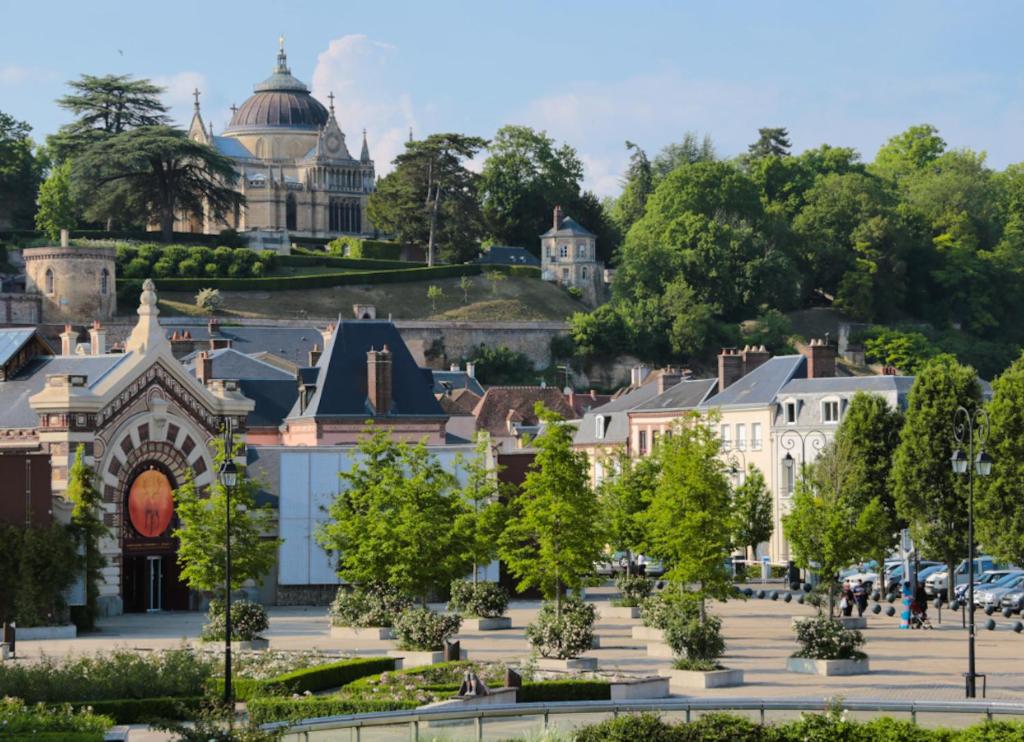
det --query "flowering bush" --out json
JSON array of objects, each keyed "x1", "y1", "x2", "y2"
[
  {"x1": 448, "y1": 580, "x2": 510, "y2": 618},
  {"x1": 639, "y1": 589, "x2": 699, "y2": 630},
  {"x1": 201, "y1": 599, "x2": 269, "y2": 642},
  {"x1": 793, "y1": 615, "x2": 866, "y2": 660},
  {"x1": 663, "y1": 611, "x2": 725, "y2": 663},
  {"x1": 329, "y1": 584, "x2": 412, "y2": 628},
  {"x1": 526, "y1": 597, "x2": 596, "y2": 659},
  {"x1": 613, "y1": 574, "x2": 654, "y2": 607},
  {"x1": 232, "y1": 649, "x2": 343, "y2": 680},
  {"x1": 393, "y1": 608, "x2": 463, "y2": 651},
  {"x1": 0, "y1": 697, "x2": 112, "y2": 735}
]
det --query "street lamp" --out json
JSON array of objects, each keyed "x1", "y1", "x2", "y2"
[
  {"x1": 219, "y1": 421, "x2": 238, "y2": 704},
  {"x1": 950, "y1": 405, "x2": 991, "y2": 699}
]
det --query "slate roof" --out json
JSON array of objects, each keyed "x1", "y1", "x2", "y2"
[
  {"x1": 472, "y1": 386, "x2": 575, "y2": 438},
  {"x1": 573, "y1": 382, "x2": 666, "y2": 446},
  {"x1": 437, "y1": 388, "x2": 481, "y2": 417},
  {"x1": 0, "y1": 329, "x2": 37, "y2": 367},
  {"x1": 289, "y1": 320, "x2": 443, "y2": 419},
  {"x1": 432, "y1": 369, "x2": 485, "y2": 397},
  {"x1": 239, "y1": 379, "x2": 298, "y2": 428},
  {"x1": 182, "y1": 348, "x2": 293, "y2": 381},
  {"x1": 0, "y1": 354, "x2": 128, "y2": 428},
  {"x1": 164, "y1": 325, "x2": 320, "y2": 367},
  {"x1": 477, "y1": 246, "x2": 541, "y2": 267},
  {"x1": 213, "y1": 136, "x2": 254, "y2": 159},
  {"x1": 700, "y1": 355, "x2": 806, "y2": 409},
  {"x1": 541, "y1": 216, "x2": 595, "y2": 238},
  {"x1": 779, "y1": 375, "x2": 915, "y2": 396},
  {"x1": 634, "y1": 378, "x2": 718, "y2": 412}
]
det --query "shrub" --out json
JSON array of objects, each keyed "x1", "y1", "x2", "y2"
[
  {"x1": 0, "y1": 698, "x2": 112, "y2": 739},
  {"x1": 248, "y1": 696, "x2": 416, "y2": 725},
  {"x1": 218, "y1": 228, "x2": 244, "y2": 248},
  {"x1": 567, "y1": 286, "x2": 583, "y2": 300},
  {"x1": 327, "y1": 235, "x2": 361, "y2": 256},
  {"x1": 664, "y1": 612, "x2": 725, "y2": 663},
  {"x1": 156, "y1": 704, "x2": 280, "y2": 742},
  {"x1": 329, "y1": 584, "x2": 411, "y2": 628},
  {"x1": 212, "y1": 657, "x2": 396, "y2": 701},
  {"x1": 640, "y1": 589, "x2": 699, "y2": 630},
  {"x1": 518, "y1": 680, "x2": 610, "y2": 703},
  {"x1": 200, "y1": 599, "x2": 269, "y2": 642},
  {"x1": 573, "y1": 712, "x2": 680, "y2": 742},
  {"x1": 195, "y1": 287, "x2": 223, "y2": 314},
  {"x1": 65, "y1": 696, "x2": 200, "y2": 724},
  {"x1": 448, "y1": 580, "x2": 509, "y2": 618},
  {"x1": 393, "y1": 607, "x2": 462, "y2": 651},
  {"x1": 614, "y1": 574, "x2": 653, "y2": 607},
  {"x1": 525, "y1": 597, "x2": 596, "y2": 659},
  {"x1": 124, "y1": 257, "x2": 149, "y2": 278},
  {"x1": 792, "y1": 615, "x2": 866, "y2": 660},
  {"x1": 671, "y1": 658, "x2": 724, "y2": 672},
  {"x1": 1, "y1": 523, "x2": 78, "y2": 627}
]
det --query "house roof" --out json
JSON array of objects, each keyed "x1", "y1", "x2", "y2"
[
  {"x1": 573, "y1": 382, "x2": 663, "y2": 446},
  {"x1": 164, "y1": 324, "x2": 320, "y2": 367},
  {"x1": 541, "y1": 216, "x2": 595, "y2": 238},
  {"x1": 182, "y1": 347, "x2": 293, "y2": 381},
  {"x1": 472, "y1": 386, "x2": 575, "y2": 438},
  {"x1": 565, "y1": 390, "x2": 614, "y2": 418},
  {"x1": 437, "y1": 388, "x2": 481, "y2": 417},
  {"x1": 432, "y1": 369, "x2": 485, "y2": 397},
  {"x1": 701, "y1": 355, "x2": 806, "y2": 409},
  {"x1": 779, "y1": 375, "x2": 915, "y2": 396},
  {"x1": 0, "y1": 354, "x2": 128, "y2": 428},
  {"x1": 288, "y1": 320, "x2": 443, "y2": 420},
  {"x1": 477, "y1": 246, "x2": 541, "y2": 266},
  {"x1": 634, "y1": 378, "x2": 718, "y2": 412},
  {"x1": 238, "y1": 379, "x2": 299, "y2": 428},
  {"x1": 0, "y1": 328, "x2": 38, "y2": 368}
]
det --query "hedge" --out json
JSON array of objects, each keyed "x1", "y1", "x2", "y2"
[
  {"x1": 210, "y1": 657, "x2": 396, "y2": 701},
  {"x1": 0, "y1": 735, "x2": 104, "y2": 742},
  {"x1": 63, "y1": 696, "x2": 201, "y2": 723},
  {"x1": 248, "y1": 696, "x2": 417, "y2": 725},
  {"x1": 277, "y1": 254, "x2": 424, "y2": 270},
  {"x1": 518, "y1": 680, "x2": 611, "y2": 703}
]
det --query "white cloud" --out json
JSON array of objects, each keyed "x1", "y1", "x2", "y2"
[
  {"x1": 155, "y1": 71, "x2": 208, "y2": 128},
  {"x1": 0, "y1": 65, "x2": 57, "y2": 86},
  {"x1": 311, "y1": 35, "x2": 417, "y2": 172}
]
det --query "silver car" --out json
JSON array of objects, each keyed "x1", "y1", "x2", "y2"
[{"x1": 976, "y1": 573, "x2": 1024, "y2": 609}]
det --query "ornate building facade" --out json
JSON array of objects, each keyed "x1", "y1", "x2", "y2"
[{"x1": 184, "y1": 39, "x2": 375, "y2": 238}]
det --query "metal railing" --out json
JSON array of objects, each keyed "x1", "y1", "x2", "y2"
[{"x1": 263, "y1": 697, "x2": 1024, "y2": 741}]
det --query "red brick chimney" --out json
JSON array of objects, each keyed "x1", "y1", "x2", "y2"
[
  {"x1": 553, "y1": 205, "x2": 563, "y2": 230},
  {"x1": 367, "y1": 345, "x2": 393, "y2": 415},
  {"x1": 806, "y1": 338, "x2": 837, "y2": 379},
  {"x1": 718, "y1": 348, "x2": 743, "y2": 393},
  {"x1": 741, "y1": 344, "x2": 771, "y2": 375},
  {"x1": 658, "y1": 367, "x2": 684, "y2": 393},
  {"x1": 196, "y1": 351, "x2": 212, "y2": 385}
]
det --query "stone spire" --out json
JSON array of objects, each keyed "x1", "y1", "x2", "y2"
[
  {"x1": 328, "y1": 91, "x2": 336, "y2": 117},
  {"x1": 125, "y1": 279, "x2": 170, "y2": 355},
  {"x1": 360, "y1": 129, "x2": 370, "y2": 162}
]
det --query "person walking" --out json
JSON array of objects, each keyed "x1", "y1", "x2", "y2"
[
  {"x1": 840, "y1": 581, "x2": 854, "y2": 617},
  {"x1": 853, "y1": 579, "x2": 868, "y2": 617}
]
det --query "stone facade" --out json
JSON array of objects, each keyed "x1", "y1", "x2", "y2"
[
  {"x1": 0, "y1": 293, "x2": 41, "y2": 324},
  {"x1": 540, "y1": 205, "x2": 604, "y2": 305},
  {"x1": 23, "y1": 245, "x2": 116, "y2": 323}
]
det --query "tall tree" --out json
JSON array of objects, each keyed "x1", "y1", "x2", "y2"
[
  {"x1": 612, "y1": 141, "x2": 653, "y2": 234},
  {"x1": 597, "y1": 452, "x2": 659, "y2": 573},
  {"x1": 368, "y1": 133, "x2": 487, "y2": 265},
  {"x1": 35, "y1": 160, "x2": 77, "y2": 240},
  {"x1": 499, "y1": 404, "x2": 602, "y2": 616},
  {"x1": 73, "y1": 126, "x2": 243, "y2": 242},
  {"x1": 652, "y1": 132, "x2": 716, "y2": 181},
  {"x1": 173, "y1": 441, "x2": 280, "y2": 597},
  {"x1": 642, "y1": 413, "x2": 734, "y2": 621},
  {"x1": 479, "y1": 125, "x2": 584, "y2": 251},
  {"x1": 871, "y1": 123, "x2": 946, "y2": 185},
  {"x1": 317, "y1": 427, "x2": 471, "y2": 604},
  {"x1": 731, "y1": 465, "x2": 773, "y2": 562},
  {"x1": 0, "y1": 110, "x2": 40, "y2": 229},
  {"x1": 891, "y1": 355, "x2": 981, "y2": 600},
  {"x1": 454, "y1": 433, "x2": 506, "y2": 584},
  {"x1": 747, "y1": 127, "x2": 792, "y2": 159},
  {"x1": 66, "y1": 444, "x2": 108, "y2": 629}
]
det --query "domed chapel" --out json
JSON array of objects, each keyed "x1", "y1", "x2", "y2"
[{"x1": 184, "y1": 37, "x2": 375, "y2": 238}]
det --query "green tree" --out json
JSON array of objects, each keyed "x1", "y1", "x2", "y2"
[
  {"x1": 367, "y1": 133, "x2": 487, "y2": 265},
  {"x1": 891, "y1": 355, "x2": 981, "y2": 600},
  {"x1": 642, "y1": 413, "x2": 734, "y2": 621},
  {"x1": 0, "y1": 110, "x2": 41, "y2": 229},
  {"x1": 427, "y1": 284, "x2": 444, "y2": 313},
  {"x1": 469, "y1": 344, "x2": 535, "y2": 385},
  {"x1": 479, "y1": 125, "x2": 584, "y2": 250},
  {"x1": 977, "y1": 353, "x2": 1024, "y2": 565},
  {"x1": 731, "y1": 465, "x2": 773, "y2": 562},
  {"x1": 66, "y1": 445, "x2": 108, "y2": 629},
  {"x1": 747, "y1": 127, "x2": 792, "y2": 159},
  {"x1": 862, "y1": 327, "x2": 939, "y2": 374},
  {"x1": 499, "y1": 404, "x2": 602, "y2": 616},
  {"x1": 317, "y1": 427, "x2": 471, "y2": 603},
  {"x1": 871, "y1": 123, "x2": 946, "y2": 184},
  {"x1": 73, "y1": 126, "x2": 244, "y2": 242},
  {"x1": 651, "y1": 132, "x2": 716, "y2": 181},
  {"x1": 35, "y1": 160, "x2": 77, "y2": 240},
  {"x1": 454, "y1": 433, "x2": 506, "y2": 583},
  {"x1": 15, "y1": 525, "x2": 78, "y2": 626},
  {"x1": 597, "y1": 452, "x2": 660, "y2": 573},
  {"x1": 459, "y1": 274, "x2": 472, "y2": 303},
  {"x1": 173, "y1": 441, "x2": 280, "y2": 596},
  {"x1": 612, "y1": 141, "x2": 653, "y2": 233}
]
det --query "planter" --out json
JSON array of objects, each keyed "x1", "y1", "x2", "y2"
[
  {"x1": 786, "y1": 657, "x2": 870, "y2": 676},
  {"x1": 388, "y1": 648, "x2": 467, "y2": 669},
  {"x1": 645, "y1": 641, "x2": 675, "y2": 659},
  {"x1": 232, "y1": 638, "x2": 269, "y2": 651},
  {"x1": 462, "y1": 616, "x2": 512, "y2": 631},
  {"x1": 330, "y1": 625, "x2": 395, "y2": 640},
  {"x1": 537, "y1": 656, "x2": 598, "y2": 671},
  {"x1": 15, "y1": 624, "x2": 76, "y2": 640},
  {"x1": 839, "y1": 616, "x2": 867, "y2": 630},
  {"x1": 632, "y1": 626, "x2": 665, "y2": 642},
  {"x1": 659, "y1": 668, "x2": 744, "y2": 689},
  {"x1": 0, "y1": 643, "x2": 8, "y2": 661},
  {"x1": 601, "y1": 606, "x2": 642, "y2": 620},
  {"x1": 610, "y1": 676, "x2": 670, "y2": 700}
]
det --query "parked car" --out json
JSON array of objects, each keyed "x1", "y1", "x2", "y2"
[
  {"x1": 925, "y1": 557, "x2": 1000, "y2": 596},
  {"x1": 1000, "y1": 587, "x2": 1024, "y2": 614},
  {"x1": 841, "y1": 560, "x2": 901, "y2": 591},
  {"x1": 957, "y1": 569, "x2": 1022, "y2": 602},
  {"x1": 976, "y1": 573, "x2": 1024, "y2": 610},
  {"x1": 594, "y1": 551, "x2": 664, "y2": 577},
  {"x1": 885, "y1": 561, "x2": 943, "y2": 592}
]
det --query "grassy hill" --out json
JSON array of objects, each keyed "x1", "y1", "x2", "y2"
[{"x1": 153, "y1": 274, "x2": 582, "y2": 322}]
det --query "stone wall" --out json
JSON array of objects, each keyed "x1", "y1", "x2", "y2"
[
  {"x1": 0, "y1": 293, "x2": 40, "y2": 324},
  {"x1": 395, "y1": 320, "x2": 571, "y2": 370},
  {"x1": 23, "y1": 246, "x2": 116, "y2": 323}
]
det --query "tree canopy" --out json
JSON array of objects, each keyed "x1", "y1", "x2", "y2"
[{"x1": 0, "y1": 110, "x2": 41, "y2": 229}]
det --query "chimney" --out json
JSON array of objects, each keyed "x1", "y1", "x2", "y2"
[
  {"x1": 450, "y1": 363, "x2": 460, "y2": 372},
  {"x1": 553, "y1": 205, "x2": 563, "y2": 230},
  {"x1": 465, "y1": 362, "x2": 475, "y2": 379},
  {"x1": 60, "y1": 324, "x2": 76, "y2": 356},
  {"x1": 367, "y1": 345, "x2": 393, "y2": 415},
  {"x1": 658, "y1": 367, "x2": 684, "y2": 394},
  {"x1": 60, "y1": 229, "x2": 69, "y2": 248},
  {"x1": 196, "y1": 351, "x2": 212, "y2": 385},
  {"x1": 741, "y1": 344, "x2": 771, "y2": 376},
  {"x1": 717, "y1": 348, "x2": 743, "y2": 393},
  {"x1": 322, "y1": 322, "x2": 336, "y2": 347},
  {"x1": 806, "y1": 338, "x2": 837, "y2": 379},
  {"x1": 208, "y1": 318, "x2": 219, "y2": 336},
  {"x1": 309, "y1": 343, "x2": 322, "y2": 367},
  {"x1": 88, "y1": 321, "x2": 106, "y2": 355},
  {"x1": 209, "y1": 337, "x2": 231, "y2": 350}
]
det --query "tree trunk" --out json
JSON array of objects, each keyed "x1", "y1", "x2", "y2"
[
  {"x1": 426, "y1": 184, "x2": 440, "y2": 267},
  {"x1": 160, "y1": 208, "x2": 174, "y2": 243},
  {"x1": 947, "y1": 558, "x2": 956, "y2": 603},
  {"x1": 555, "y1": 578, "x2": 562, "y2": 620},
  {"x1": 827, "y1": 575, "x2": 836, "y2": 618},
  {"x1": 105, "y1": 217, "x2": 114, "y2": 231}
]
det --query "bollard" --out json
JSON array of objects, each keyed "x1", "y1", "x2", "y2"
[
  {"x1": 783, "y1": 593, "x2": 792, "y2": 603},
  {"x1": 985, "y1": 618, "x2": 996, "y2": 631},
  {"x1": 2, "y1": 623, "x2": 13, "y2": 659},
  {"x1": 797, "y1": 595, "x2": 805, "y2": 605},
  {"x1": 871, "y1": 590, "x2": 881, "y2": 602},
  {"x1": 770, "y1": 591, "x2": 779, "y2": 601},
  {"x1": 985, "y1": 605, "x2": 996, "y2": 616},
  {"x1": 886, "y1": 606, "x2": 896, "y2": 617},
  {"x1": 756, "y1": 590, "x2": 766, "y2": 599},
  {"x1": 1014, "y1": 622, "x2": 1023, "y2": 634},
  {"x1": 1004, "y1": 607, "x2": 1014, "y2": 619},
  {"x1": 444, "y1": 640, "x2": 461, "y2": 662},
  {"x1": 872, "y1": 604, "x2": 881, "y2": 615}
]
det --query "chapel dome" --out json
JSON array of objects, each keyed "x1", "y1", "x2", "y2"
[{"x1": 224, "y1": 42, "x2": 329, "y2": 133}]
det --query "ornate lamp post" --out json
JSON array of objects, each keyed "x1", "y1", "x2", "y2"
[
  {"x1": 951, "y1": 405, "x2": 992, "y2": 699},
  {"x1": 779, "y1": 428, "x2": 828, "y2": 495},
  {"x1": 219, "y1": 421, "x2": 239, "y2": 704}
]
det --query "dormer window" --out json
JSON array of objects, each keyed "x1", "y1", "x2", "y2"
[
  {"x1": 595, "y1": 414, "x2": 606, "y2": 440},
  {"x1": 822, "y1": 398, "x2": 841, "y2": 424},
  {"x1": 785, "y1": 400, "x2": 797, "y2": 425}
]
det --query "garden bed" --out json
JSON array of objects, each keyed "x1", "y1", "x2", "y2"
[
  {"x1": 659, "y1": 667, "x2": 744, "y2": 688},
  {"x1": 786, "y1": 657, "x2": 870, "y2": 675}
]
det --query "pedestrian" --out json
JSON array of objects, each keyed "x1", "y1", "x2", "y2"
[
  {"x1": 840, "y1": 581, "x2": 854, "y2": 617},
  {"x1": 636, "y1": 553, "x2": 647, "y2": 577},
  {"x1": 853, "y1": 579, "x2": 868, "y2": 617}
]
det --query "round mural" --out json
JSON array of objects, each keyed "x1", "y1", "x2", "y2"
[{"x1": 127, "y1": 470, "x2": 174, "y2": 538}]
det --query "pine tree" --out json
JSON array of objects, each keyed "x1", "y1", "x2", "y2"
[{"x1": 66, "y1": 444, "x2": 108, "y2": 629}]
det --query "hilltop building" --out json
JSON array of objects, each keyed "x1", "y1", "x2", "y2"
[{"x1": 540, "y1": 205, "x2": 605, "y2": 305}]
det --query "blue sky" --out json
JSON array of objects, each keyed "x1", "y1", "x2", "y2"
[{"x1": 2, "y1": 1, "x2": 1022, "y2": 195}]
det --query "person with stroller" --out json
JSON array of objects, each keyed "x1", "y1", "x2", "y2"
[{"x1": 911, "y1": 582, "x2": 933, "y2": 629}]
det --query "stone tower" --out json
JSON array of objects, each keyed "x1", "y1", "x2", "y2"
[
  {"x1": 23, "y1": 236, "x2": 117, "y2": 322},
  {"x1": 540, "y1": 205, "x2": 604, "y2": 305}
]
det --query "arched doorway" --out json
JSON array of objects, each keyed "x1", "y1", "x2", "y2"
[{"x1": 121, "y1": 462, "x2": 190, "y2": 612}]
